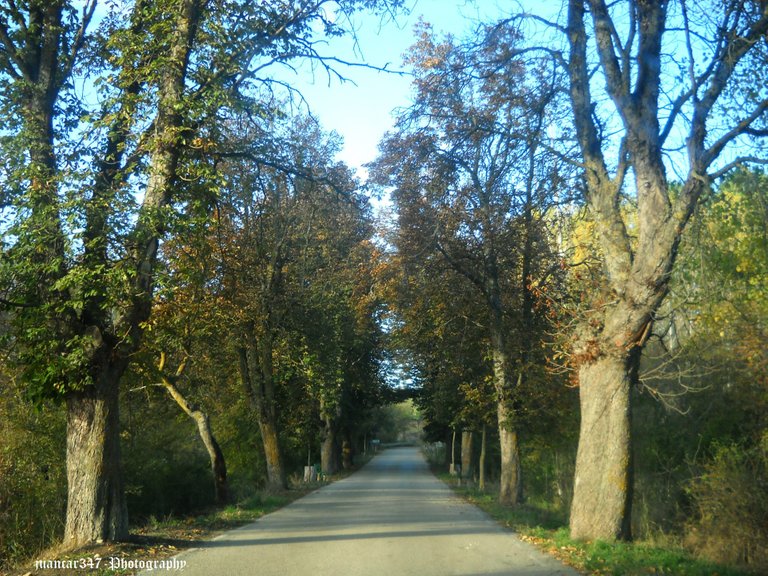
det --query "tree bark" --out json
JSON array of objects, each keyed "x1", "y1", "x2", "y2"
[
  {"x1": 570, "y1": 351, "x2": 637, "y2": 541},
  {"x1": 497, "y1": 402, "x2": 523, "y2": 505},
  {"x1": 321, "y1": 415, "x2": 339, "y2": 476},
  {"x1": 158, "y1": 355, "x2": 228, "y2": 505},
  {"x1": 64, "y1": 371, "x2": 128, "y2": 547},
  {"x1": 489, "y1": 309, "x2": 523, "y2": 505},
  {"x1": 479, "y1": 424, "x2": 487, "y2": 491},
  {"x1": 342, "y1": 435, "x2": 353, "y2": 470},
  {"x1": 238, "y1": 333, "x2": 287, "y2": 491},
  {"x1": 461, "y1": 430, "x2": 474, "y2": 481},
  {"x1": 259, "y1": 416, "x2": 286, "y2": 490}
]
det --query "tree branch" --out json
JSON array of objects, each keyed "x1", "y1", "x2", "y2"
[
  {"x1": 58, "y1": 0, "x2": 97, "y2": 91},
  {"x1": 709, "y1": 155, "x2": 768, "y2": 180},
  {"x1": 703, "y1": 99, "x2": 768, "y2": 166}
]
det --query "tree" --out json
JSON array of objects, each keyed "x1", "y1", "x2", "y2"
[
  {"x1": 0, "y1": 0, "x2": 404, "y2": 546},
  {"x1": 372, "y1": 21, "x2": 568, "y2": 504},
  {"x1": 511, "y1": 0, "x2": 768, "y2": 540},
  {"x1": 0, "y1": 0, "x2": 201, "y2": 545},
  {"x1": 206, "y1": 113, "x2": 383, "y2": 486}
]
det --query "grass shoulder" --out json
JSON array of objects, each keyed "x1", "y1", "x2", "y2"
[
  {"x1": 435, "y1": 471, "x2": 753, "y2": 576},
  {"x1": 10, "y1": 456, "x2": 375, "y2": 576}
]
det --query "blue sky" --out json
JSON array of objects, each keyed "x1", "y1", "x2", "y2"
[{"x1": 284, "y1": 0, "x2": 510, "y2": 175}]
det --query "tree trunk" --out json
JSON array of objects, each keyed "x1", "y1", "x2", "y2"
[
  {"x1": 196, "y1": 417, "x2": 228, "y2": 505},
  {"x1": 497, "y1": 401, "x2": 523, "y2": 505},
  {"x1": 485, "y1": 251, "x2": 524, "y2": 505},
  {"x1": 570, "y1": 350, "x2": 637, "y2": 541},
  {"x1": 158, "y1": 359, "x2": 228, "y2": 505},
  {"x1": 342, "y1": 431, "x2": 353, "y2": 470},
  {"x1": 63, "y1": 374, "x2": 127, "y2": 547},
  {"x1": 490, "y1": 327, "x2": 523, "y2": 505},
  {"x1": 259, "y1": 416, "x2": 286, "y2": 491},
  {"x1": 321, "y1": 415, "x2": 339, "y2": 475},
  {"x1": 238, "y1": 338, "x2": 287, "y2": 491},
  {"x1": 461, "y1": 430, "x2": 474, "y2": 481},
  {"x1": 479, "y1": 424, "x2": 487, "y2": 491},
  {"x1": 64, "y1": 0, "x2": 200, "y2": 546}
]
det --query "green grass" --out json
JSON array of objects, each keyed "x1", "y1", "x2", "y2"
[
  {"x1": 10, "y1": 489, "x2": 308, "y2": 576},
  {"x1": 13, "y1": 458, "x2": 375, "y2": 575},
  {"x1": 440, "y1": 475, "x2": 753, "y2": 576}
]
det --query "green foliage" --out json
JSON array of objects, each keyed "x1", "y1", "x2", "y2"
[
  {"x1": 0, "y1": 375, "x2": 66, "y2": 568},
  {"x1": 122, "y1": 391, "x2": 217, "y2": 520},
  {"x1": 628, "y1": 169, "x2": 768, "y2": 567},
  {"x1": 685, "y1": 441, "x2": 768, "y2": 571},
  {"x1": 447, "y1": 479, "x2": 751, "y2": 576}
]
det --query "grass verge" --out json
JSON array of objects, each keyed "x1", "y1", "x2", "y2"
[
  {"x1": 438, "y1": 474, "x2": 753, "y2": 576},
  {"x1": 5, "y1": 489, "x2": 304, "y2": 576},
  {"x1": 8, "y1": 455, "x2": 377, "y2": 576}
]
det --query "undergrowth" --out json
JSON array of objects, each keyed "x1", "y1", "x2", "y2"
[{"x1": 439, "y1": 473, "x2": 754, "y2": 576}]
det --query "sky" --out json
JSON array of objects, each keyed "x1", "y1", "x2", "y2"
[{"x1": 281, "y1": 0, "x2": 511, "y2": 176}]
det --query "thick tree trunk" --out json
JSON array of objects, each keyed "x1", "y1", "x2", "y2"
[
  {"x1": 570, "y1": 350, "x2": 637, "y2": 541},
  {"x1": 461, "y1": 430, "x2": 474, "y2": 480},
  {"x1": 485, "y1": 256, "x2": 523, "y2": 505},
  {"x1": 63, "y1": 375, "x2": 127, "y2": 547},
  {"x1": 490, "y1": 329, "x2": 523, "y2": 505},
  {"x1": 497, "y1": 402, "x2": 523, "y2": 505},
  {"x1": 321, "y1": 415, "x2": 339, "y2": 475},
  {"x1": 259, "y1": 416, "x2": 286, "y2": 491}
]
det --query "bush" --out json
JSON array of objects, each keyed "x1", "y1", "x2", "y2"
[
  {"x1": 0, "y1": 398, "x2": 66, "y2": 568},
  {"x1": 685, "y1": 439, "x2": 768, "y2": 571}
]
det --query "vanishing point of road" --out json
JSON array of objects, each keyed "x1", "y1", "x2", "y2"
[{"x1": 171, "y1": 447, "x2": 579, "y2": 576}]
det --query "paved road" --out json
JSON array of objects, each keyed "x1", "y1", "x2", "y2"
[{"x1": 170, "y1": 447, "x2": 580, "y2": 576}]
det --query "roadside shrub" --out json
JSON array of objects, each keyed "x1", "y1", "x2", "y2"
[
  {"x1": 0, "y1": 399, "x2": 66, "y2": 568},
  {"x1": 685, "y1": 439, "x2": 768, "y2": 571},
  {"x1": 423, "y1": 442, "x2": 446, "y2": 467}
]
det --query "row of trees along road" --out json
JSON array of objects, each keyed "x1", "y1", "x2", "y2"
[
  {"x1": 0, "y1": 0, "x2": 767, "y2": 567},
  {"x1": 0, "y1": 0, "x2": 402, "y2": 551},
  {"x1": 376, "y1": 0, "x2": 768, "y2": 546},
  {"x1": 371, "y1": 20, "x2": 576, "y2": 506}
]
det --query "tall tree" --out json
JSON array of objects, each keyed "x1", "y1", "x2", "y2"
[
  {"x1": 0, "y1": 0, "x2": 404, "y2": 546},
  {"x1": 512, "y1": 0, "x2": 768, "y2": 540},
  {"x1": 373, "y1": 21, "x2": 567, "y2": 504},
  {"x1": 209, "y1": 115, "x2": 376, "y2": 487},
  {"x1": 0, "y1": 0, "x2": 201, "y2": 546}
]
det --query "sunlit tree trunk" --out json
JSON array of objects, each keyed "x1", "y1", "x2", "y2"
[
  {"x1": 321, "y1": 415, "x2": 339, "y2": 476},
  {"x1": 570, "y1": 351, "x2": 638, "y2": 540},
  {"x1": 239, "y1": 327, "x2": 287, "y2": 491},
  {"x1": 158, "y1": 354, "x2": 228, "y2": 505},
  {"x1": 64, "y1": 369, "x2": 128, "y2": 546},
  {"x1": 488, "y1": 284, "x2": 523, "y2": 506},
  {"x1": 562, "y1": 0, "x2": 768, "y2": 540},
  {"x1": 461, "y1": 430, "x2": 474, "y2": 480}
]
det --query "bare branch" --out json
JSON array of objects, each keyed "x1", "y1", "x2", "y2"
[
  {"x1": 690, "y1": 6, "x2": 768, "y2": 166},
  {"x1": 589, "y1": 0, "x2": 629, "y2": 107},
  {"x1": 58, "y1": 0, "x2": 97, "y2": 91},
  {"x1": 703, "y1": 99, "x2": 768, "y2": 166},
  {"x1": 0, "y1": 17, "x2": 25, "y2": 78},
  {"x1": 709, "y1": 155, "x2": 768, "y2": 180}
]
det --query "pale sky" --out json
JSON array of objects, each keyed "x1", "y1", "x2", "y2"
[{"x1": 284, "y1": 0, "x2": 511, "y2": 176}]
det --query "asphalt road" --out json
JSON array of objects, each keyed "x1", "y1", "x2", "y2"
[{"x1": 169, "y1": 447, "x2": 580, "y2": 576}]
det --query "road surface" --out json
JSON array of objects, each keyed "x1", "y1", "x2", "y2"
[{"x1": 169, "y1": 447, "x2": 580, "y2": 576}]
